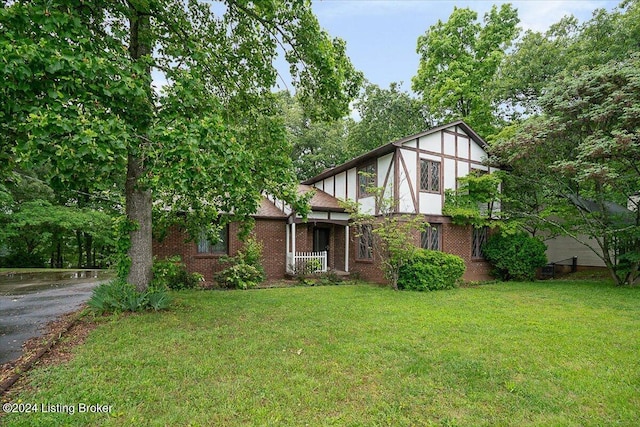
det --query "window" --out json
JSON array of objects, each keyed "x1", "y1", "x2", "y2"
[
  {"x1": 357, "y1": 224, "x2": 373, "y2": 260},
  {"x1": 197, "y1": 225, "x2": 228, "y2": 255},
  {"x1": 421, "y1": 224, "x2": 441, "y2": 251},
  {"x1": 472, "y1": 226, "x2": 488, "y2": 259},
  {"x1": 358, "y1": 162, "x2": 376, "y2": 198},
  {"x1": 420, "y1": 159, "x2": 440, "y2": 193}
]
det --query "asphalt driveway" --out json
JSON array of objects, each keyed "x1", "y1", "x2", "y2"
[{"x1": 0, "y1": 270, "x2": 112, "y2": 364}]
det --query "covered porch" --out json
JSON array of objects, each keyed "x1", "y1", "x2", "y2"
[
  {"x1": 284, "y1": 185, "x2": 351, "y2": 275},
  {"x1": 285, "y1": 217, "x2": 350, "y2": 275}
]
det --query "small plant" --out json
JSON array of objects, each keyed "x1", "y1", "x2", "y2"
[
  {"x1": 316, "y1": 270, "x2": 343, "y2": 286},
  {"x1": 215, "y1": 235, "x2": 266, "y2": 289},
  {"x1": 296, "y1": 276, "x2": 316, "y2": 287},
  {"x1": 482, "y1": 231, "x2": 548, "y2": 281},
  {"x1": 215, "y1": 263, "x2": 263, "y2": 289},
  {"x1": 147, "y1": 290, "x2": 172, "y2": 311},
  {"x1": 397, "y1": 249, "x2": 465, "y2": 291},
  {"x1": 300, "y1": 258, "x2": 323, "y2": 275},
  {"x1": 152, "y1": 256, "x2": 202, "y2": 290},
  {"x1": 88, "y1": 279, "x2": 172, "y2": 314}
]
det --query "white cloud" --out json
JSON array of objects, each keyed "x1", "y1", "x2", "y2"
[{"x1": 512, "y1": 0, "x2": 618, "y2": 32}]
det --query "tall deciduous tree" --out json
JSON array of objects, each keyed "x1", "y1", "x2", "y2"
[
  {"x1": 412, "y1": 4, "x2": 519, "y2": 137},
  {"x1": 277, "y1": 91, "x2": 354, "y2": 181},
  {"x1": 347, "y1": 82, "x2": 429, "y2": 153},
  {"x1": 496, "y1": 0, "x2": 640, "y2": 119},
  {"x1": 493, "y1": 55, "x2": 640, "y2": 286},
  {"x1": 2, "y1": 1, "x2": 362, "y2": 290}
]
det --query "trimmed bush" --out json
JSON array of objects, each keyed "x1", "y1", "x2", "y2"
[
  {"x1": 398, "y1": 249, "x2": 465, "y2": 291},
  {"x1": 482, "y1": 231, "x2": 547, "y2": 281}
]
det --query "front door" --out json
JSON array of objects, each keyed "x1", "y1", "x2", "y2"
[{"x1": 313, "y1": 227, "x2": 330, "y2": 265}]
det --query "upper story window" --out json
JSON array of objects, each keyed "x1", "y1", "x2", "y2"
[
  {"x1": 197, "y1": 225, "x2": 228, "y2": 255},
  {"x1": 420, "y1": 159, "x2": 440, "y2": 193},
  {"x1": 358, "y1": 162, "x2": 377, "y2": 198}
]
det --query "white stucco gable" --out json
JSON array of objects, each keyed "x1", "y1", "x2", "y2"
[{"x1": 302, "y1": 120, "x2": 496, "y2": 217}]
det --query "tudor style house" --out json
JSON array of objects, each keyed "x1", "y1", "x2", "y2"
[{"x1": 153, "y1": 120, "x2": 498, "y2": 284}]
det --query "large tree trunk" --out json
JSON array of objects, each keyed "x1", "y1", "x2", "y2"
[
  {"x1": 126, "y1": 154, "x2": 153, "y2": 292},
  {"x1": 126, "y1": 5, "x2": 153, "y2": 292}
]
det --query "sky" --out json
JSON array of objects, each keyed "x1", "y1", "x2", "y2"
[{"x1": 283, "y1": 0, "x2": 622, "y2": 92}]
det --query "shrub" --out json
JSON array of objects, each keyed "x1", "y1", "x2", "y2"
[
  {"x1": 2, "y1": 250, "x2": 46, "y2": 268},
  {"x1": 88, "y1": 279, "x2": 172, "y2": 314},
  {"x1": 152, "y1": 256, "x2": 202, "y2": 290},
  {"x1": 214, "y1": 263, "x2": 263, "y2": 290},
  {"x1": 214, "y1": 235, "x2": 265, "y2": 289},
  {"x1": 397, "y1": 249, "x2": 465, "y2": 291},
  {"x1": 482, "y1": 231, "x2": 548, "y2": 281},
  {"x1": 316, "y1": 270, "x2": 343, "y2": 286}
]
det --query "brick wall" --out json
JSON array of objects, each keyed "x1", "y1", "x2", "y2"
[
  {"x1": 441, "y1": 222, "x2": 492, "y2": 281},
  {"x1": 255, "y1": 219, "x2": 288, "y2": 280},
  {"x1": 153, "y1": 218, "x2": 288, "y2": 284},
  {"x1": 348, "y1": 226, "x2": 385, "y2": 283},
  {"x1": 345, "y1": 216, "x2": 493, "y2": 284},
  {"x1": 153, "y1": 215, "x2": 493, "y2": 285}
]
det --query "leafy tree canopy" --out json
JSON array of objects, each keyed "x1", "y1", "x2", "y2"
[
  {"x1": 1, "y1": 0, "x2": 362, "y2": 290},
  {"x1": 412, "y1": 4, "x2": 519, "y2": 137},
  {"x1": 493, "y1": 54, "x2": 640, "y2": 285},
  {"x1": 277, "y1": 91, "x2": 354, "y2": 181},
  {"x1": 347, "y1": 82, "x2": 429, "y2": 153},
  {"x1": 497, "y1": 0, "x2": 640, "y2": 118}
]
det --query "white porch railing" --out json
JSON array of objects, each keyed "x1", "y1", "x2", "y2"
[{"x1": 286, "y1": 251, "x2": 327, "y2": 274}]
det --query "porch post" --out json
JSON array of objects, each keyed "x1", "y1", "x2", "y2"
[
  {"x1": 286, "y1": 222, "x2": 290, "y2": 254},
  {"x1": 345, "y1": 225, "x2": 349, "y2": 272},
  {"x1": 291, "y1": 222, "x2": 296, "y2": 255}
]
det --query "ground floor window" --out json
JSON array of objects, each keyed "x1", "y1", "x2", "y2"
[
  {"x1": 197, "y1": 225, "x2": 228, "y2": 255},
  {"x1": 357, "y1": 224, "x2": 373, "y2": 260},
  {"x1": 472, "y1": 226, "x2": 488, "y2": 259},
  {"x1": 421, "y1": 224, "x2": 441, "y2": 251}
]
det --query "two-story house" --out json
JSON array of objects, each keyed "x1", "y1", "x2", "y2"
[{"x1": 153, "y1": 120, "x2": 498, "y2": 284}]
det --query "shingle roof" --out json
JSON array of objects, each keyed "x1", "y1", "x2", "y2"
[
  {"x1": 298, "y1": 184, "x2": 345, "y2": 212},
  {"x1": 567, "y1": 195, "x2": 634, "y2": 225},
  {"x1": 254, "y1": 198, "x2": 287, "y2": 218}
]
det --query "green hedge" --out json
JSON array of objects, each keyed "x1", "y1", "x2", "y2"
[
  {"x1": 398, "y1": 249, "x2": 465, "y2": 291},
  {"x1": 482, "y1": 231, "x2": 547, "y2": 281}
]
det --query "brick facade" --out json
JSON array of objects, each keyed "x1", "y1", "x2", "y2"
[
  {"x1": 153, "y1": 219, "x2": 288, "y2": 285},
  {"x1": 154, "y1": 214, "x2": 492, "y2": 285},
  {"x1": 441, "y1": 222, "x2": 492, "y2": 282},
  {"x1": 347, "y1": 215, "x2": 492, "y2": 284}
]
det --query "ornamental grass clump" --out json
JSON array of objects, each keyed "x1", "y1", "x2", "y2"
[{"x1": 88, "y1": 279, "x2": 172, "y2": 314}]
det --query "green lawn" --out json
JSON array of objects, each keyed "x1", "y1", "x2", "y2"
[{"x1": 3, "y1": 281, "x2": 640, "y2": 426}]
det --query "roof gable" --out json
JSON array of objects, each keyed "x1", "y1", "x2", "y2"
[
  {"x1": 298, "y1": 184, "x2": 345, "y2": 212},
  {"x1": 302, "y1": 120, "x2": 487, "y2": 184}
]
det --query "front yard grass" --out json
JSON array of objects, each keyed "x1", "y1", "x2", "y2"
[{"x1": 3, "y1": 280, "x2": 639, "y2": 426}]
